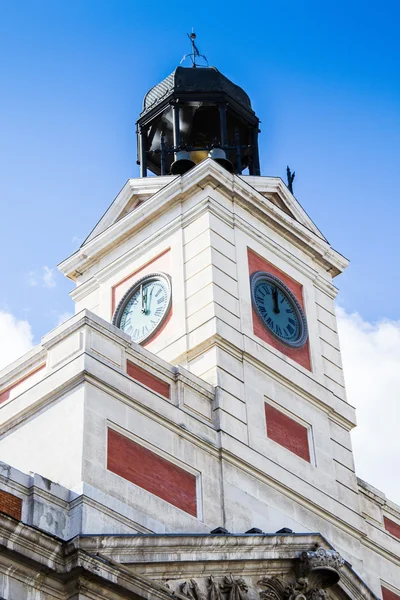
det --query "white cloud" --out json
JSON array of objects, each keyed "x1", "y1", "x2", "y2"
[
  {"x1": 25, "y1": 266, "x2": 56, "y2": 289},
  {"x1": 42, "y1": 266, "x2": 56, "y2": 288},
  {"x1": 26, "y1": 271, "x2": 39, "y2": 287},
  {"x1": 0, "y1": 311, "x2": 34, "y2": 371},
  {"x1": 337, "y1": 307, "x2": 400, "y2": 505}
]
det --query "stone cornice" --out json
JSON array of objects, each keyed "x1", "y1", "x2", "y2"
[
  {"x1": 181, "y1": 332, "x2": 356, "y2": 430},
  {"x1": 58, "y1": 161, "x2": 348, "y2": 281},
  {"x1": 0, "y1": 514, "x2": 379, "y2": 600}
]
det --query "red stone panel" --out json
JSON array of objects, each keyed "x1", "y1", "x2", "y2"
[
  {"x1": 384, "y1": 516, "x2": 400, "y2": 540},
  {"x1": 107, "y1": 429, "x2": 197, "y2": 516},
  {"x1": 0, "y1": 364, "x2": 46, "y2": 406},
  {"x1": 127, "y1": 360, "x2": 170, "y2": 399},
  {"x1": 265, "y1": 403, "x2": 311, "y2": 462},
  {"x1": 247, "y1": 247, "x2": 311, "y2": 371},
  {"x1": 0, "y1": 490, "x2": 22, "y2": 520},
  {"x1": 382, "y1": 587, "x2": 400, "y2": 600}
]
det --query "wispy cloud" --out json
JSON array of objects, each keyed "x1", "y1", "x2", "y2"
[
  {"x1": 26, "y1": 271, "x2": 39, "y2": 287},
  {"x1": 337, "y1": 306, "x2": 400, "y2": 505},
  {"x1": 25, "y1": 266, "x2": 56, "y2": 289},
  {"x1": 0, "y1": 311, "x2": 34, "y2": 370},
  {"x1": 42, "y1": 266, "x2": 56, "y2": 288}
]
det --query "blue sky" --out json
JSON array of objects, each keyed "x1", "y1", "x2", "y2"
[
  {"x1": 1, "y1": 0, "x2": 399, "y2": 338},
  {"x1": 1, "y1": 1, "x2": 400, "y2": 501}
]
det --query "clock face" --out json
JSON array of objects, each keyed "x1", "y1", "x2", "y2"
[
  {"x1": 250, "y1": 271, "x2": 308, "y2": 348},
  {"x1": 113, "y1": 273, "x2": 171, "y2": 344}
]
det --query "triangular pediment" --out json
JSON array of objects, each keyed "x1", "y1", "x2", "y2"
[
  {"x1": 59, "y1": 159, "x2": 347, "y2": 280},
  {"x1": 83, "y1": 163, "x2": 325, "y2": 247},
  {"x1": 84, "y1": 176, "x2": 176, "y2": 244}
]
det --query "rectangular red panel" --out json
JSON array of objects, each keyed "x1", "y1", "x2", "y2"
[
  {"x1": 384, "y1": 516, "x2": 400, "y2": 540},
  {"x1": 0, "y1": 490, "x2": 22, "y2": 520},
  {"x1": 0, "y1": 364, "x2": 45, "y2": 406},
  {"x1": 107, "y1": 429, "x2": 197, "y2": 516},
  {"x1": 247, "y1": 247, "x2": 311, "y2": 371},
  {"x1": 127, "y1": 361, "x2": 170, "y2": 399},
  {"x1": 382, "y1": 587, "x2": 400, "y2": 600},
  {"x1": 265, "y1": 403, "x2": 310, "y2": 462}
]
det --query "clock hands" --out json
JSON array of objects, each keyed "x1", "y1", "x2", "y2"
[
  {"x1": 272, "y1": 287, "x2": 280, "y2": 314},
  {"x1": 141, "y1": 284, "x2": 153, "y2": 315},
  {"x1": 141, "y1": 285, "x2": 144, "y2": 313}
]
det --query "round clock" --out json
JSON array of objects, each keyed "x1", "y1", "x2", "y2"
[
  {"x1": 112, "y1": 273, "x2": 172, "y2": 344},
  {"x1": 250, "y1": 271, "x2": 308, "y2": 348}
]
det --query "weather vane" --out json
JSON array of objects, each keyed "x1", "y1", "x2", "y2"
[{"x1": 180, "y1": 29, "x2": 208, "y2": 68}]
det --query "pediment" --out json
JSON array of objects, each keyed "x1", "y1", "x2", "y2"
[
  {"x1": 84, "y1": 175, "x2": 176, "y2": 244},
  {"x1": 83, "y1": 164, "x2": 326, "y2": 247},
  {"x1": 59, "y1": 159, "x2": 347, "y2": 280},
  {"x1": 75, "y1": 533, "x2": 377, "y2": 600}
]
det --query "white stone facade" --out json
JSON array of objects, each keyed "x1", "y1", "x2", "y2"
[{"x1": 0, "y1": 160, "x2": 398, "y2": 598}]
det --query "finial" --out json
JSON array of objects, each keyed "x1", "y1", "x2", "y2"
[
  {"x1": 180, "y1": 29, "x2": 208, "y2": 68},
  {"x1": 286, "y1": 166, "x2": 295, "y2": 193}
]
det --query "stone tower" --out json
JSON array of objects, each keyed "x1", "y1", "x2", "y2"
[{"x1": 0, "y1": 59, "x2": 398, "y2": 600}]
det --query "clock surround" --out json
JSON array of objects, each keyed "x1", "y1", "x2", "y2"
[
  {"x1": 247, "y1": 248, "x2": 311, "y2": 370},
  {"x1": 250, "y1": 270, "x2": 308, "y2": 349},
  {"x1": 112, "y1": 272, "x2": 172, "y2": 344}
]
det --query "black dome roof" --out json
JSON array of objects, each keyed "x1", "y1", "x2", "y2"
[{"x1": 142, "y1": 66, "x2": 252, "y2": 115}]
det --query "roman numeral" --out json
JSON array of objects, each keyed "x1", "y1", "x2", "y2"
[
  {"x1": 157, "y1": 296, "x2": 165, "y2": 304},
  {"x1": 288, "y1": 317, "x2": 296, "y2": 325},
  {"x1": 287, "y1": 324, "x2": 294, "y2": 334},
  {"x1": 155, "y1": 308, "x2": 163, "y2": 316},
  {"x1": 276, "y1": 325, "x2": 282, "y2": 336},
  {"x1": 155, "y1": 288, "x2": 162, "y2": 297}
]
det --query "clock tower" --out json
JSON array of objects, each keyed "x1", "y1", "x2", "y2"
[{"x1": 0, "y1": 52, "x2": 398, "y2": 600}]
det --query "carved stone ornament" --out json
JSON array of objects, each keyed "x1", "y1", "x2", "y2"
[
  {"x1": 299, "y1": 547, "x2": 345, "y2": 589},
  {"x1": 220, "y1": 574, "x2": 248, "y2": 600},
  {"x1": 258, "y1": 576, "x2": 307, "y2": 600},
  {"x1": 258, "y1": 577, "x2": 287, "y2": 600},
  {"x1": 305, "y1": 590, "x2": 328, "y2": 600},
  {"x1": 181, "y1": 579, "x2": 207, "y2": 600},
  {"x1": 180, "y1": 575, "x2": 248, "y2": 600},
  {"x1": 208, "y1": 575, "x2": 224, "y2": 600}
]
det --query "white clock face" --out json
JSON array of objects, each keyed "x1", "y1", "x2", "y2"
[{"x1": 113, "y1": 273, "x2": 171, "y2": 344}]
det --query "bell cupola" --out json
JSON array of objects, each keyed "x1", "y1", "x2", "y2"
[{"x1": 136, "y1": 36, "x2": 261, "y2": 177}]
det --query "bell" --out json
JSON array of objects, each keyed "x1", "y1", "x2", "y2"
[
  {"x1": 170, "y1": 150, "x2": 195, "y2": 175},
  {"x1": 208, "y1": 148, "x2": 234, "y2": 173}
]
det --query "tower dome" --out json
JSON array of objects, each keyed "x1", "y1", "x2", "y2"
[{"x1": 136, "y1": 65, "x2": 260, "y2": 177}]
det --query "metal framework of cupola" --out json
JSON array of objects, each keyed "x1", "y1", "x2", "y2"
[{"x1": 136, "y1": 45, "x2": 261, "y2": 177}]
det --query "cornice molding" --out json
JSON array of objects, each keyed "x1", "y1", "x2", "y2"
[{"x1": 58, "y1": 161, "x2": 348, "y2": 281}]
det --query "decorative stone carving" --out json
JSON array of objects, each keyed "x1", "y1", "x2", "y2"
[
  {"x1": 305, "y1": 590, "x2": 328, "y2": 600},
  {"x1": 181, "y1": 579, "x2": 207, "y2": 600},
  {"x1": 208, "y1": 575, "x2": 224, "y2": 600},
  {"x1": 180, "y1": 575, "x2": 249, "y2": 600},
  {"x1": 299, "y1": 547, "x2": 344, "y2": 589},
  {"x1": 220, "y1": 574, "x2": 248, "y2": 600},
  {"x1": 258, "y1": 577, "x2": 287, "y2": 600},
  {"x1": 258, "y1": 576, "x2": 309, "y2": 600}
]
